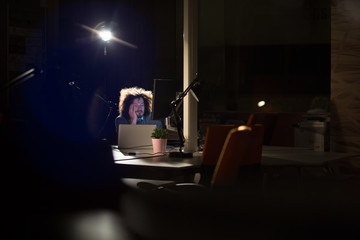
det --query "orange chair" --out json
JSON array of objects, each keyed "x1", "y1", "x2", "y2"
[
  {"x1": 246, "y1": 113, "x2": 255, "y2": 126},
  {"x1": 199, "y1": 125, "x2": 236, "y2": 185},
  {"x1": 211, "y1": 124, "x2": 264, "y2": 187},
  {"x1": 201, "y1": 125, "x2": 237, "y2": 165}
]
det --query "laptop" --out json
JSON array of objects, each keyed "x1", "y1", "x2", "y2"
[{"x1": 117, "y1": 124, "x2": 156, "y2": 149}]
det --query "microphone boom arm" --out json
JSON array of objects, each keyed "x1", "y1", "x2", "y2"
[{"x1": 169, "y1": 77, "x2": 199, "y2": 157}]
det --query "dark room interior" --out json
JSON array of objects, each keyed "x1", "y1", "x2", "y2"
[{"x1": 1, "y1": 0, "x2": 360, "y2": 239}]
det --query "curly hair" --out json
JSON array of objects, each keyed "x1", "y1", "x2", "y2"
[{"x1": 118, "y1": 87, "x2": 153, "y2": 120}]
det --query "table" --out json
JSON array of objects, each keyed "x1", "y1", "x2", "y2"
[
  {"x1": 261, "y1": 145, "x2": 360, "y2": 166},
  {"x1": 113, "y1": 146, "x2": 201, "y2": 180},
  {"x1": 112, "y1": 145, "x2": 360, "y2": 180},
  {"x1": 261, "y1": 146, "x2": 360, "y2": 190}
]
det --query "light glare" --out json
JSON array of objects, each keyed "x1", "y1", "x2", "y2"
[
  {"x1": 99, "y1": 30, "x2": 112, "y2": 41},
  {"x1": 79, "y1": 24, "x2": 137, "y2": 48}
]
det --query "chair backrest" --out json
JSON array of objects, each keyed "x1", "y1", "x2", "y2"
[
  {"x1": 211, "y1": 124, "x2": 264, "y2": 187},
  {"x1": 246, "y1": 113, "x2": 255, "y2": 126},
  {"x1": 201, "y1": 125, "x2": 236, "y2": 166}
]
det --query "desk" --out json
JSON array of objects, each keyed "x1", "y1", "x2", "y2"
[
  {"x1": 261, "y1": 146, "x2": 360, "y2": 191},
  {"x1": 112, "y1": 145, "x2": 359, "y2": 180},
  {"x1": 113, "y1": 146, "x2": 201, "y2": 180},
  {"x1": 261, "y1": 145, "x2": 359, "y2": 166}
]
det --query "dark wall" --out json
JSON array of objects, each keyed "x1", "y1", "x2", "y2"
[{"x1": 198, "y1": 0, "x2": 331, "y2": 114}]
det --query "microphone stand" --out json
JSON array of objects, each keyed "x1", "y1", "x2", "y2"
[{"x1": 169, "y1": 77, "x2": 199, "y2": 158}]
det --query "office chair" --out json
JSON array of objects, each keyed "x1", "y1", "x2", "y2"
[
  {"x1": 199, "y1": 124, "x2": 237, "y2": 185},
  {"x1": 211, "y1": 124, "x2": 264, "y2": 187},
  {"x1": 246, "y1": 113, "x2": 255, "y2": 126},
  {"x1": 201, "y1": 125, "x2": 237, "y2": 166}
]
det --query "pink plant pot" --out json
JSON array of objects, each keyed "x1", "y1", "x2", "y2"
[{"x1": 152, "y1": 138, "x2": 167, "y2": 154}]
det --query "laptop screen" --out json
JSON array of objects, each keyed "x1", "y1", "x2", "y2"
[{"x1": 117, "y1": 124, "x2": 156, "y2": 149}]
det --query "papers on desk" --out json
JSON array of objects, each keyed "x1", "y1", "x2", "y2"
[
  {"x1": 112, "y1": 146, "x2": 165, "y2": 161},
  {"x1": 116, "y1": 159, "x2": 194, "y2": 168},
  {"x1": 112, "y1": 148, "x2": 135, "y2": 161},
  {"x1": 112, "y1": 145, "x2": 195, "y2": 168}
]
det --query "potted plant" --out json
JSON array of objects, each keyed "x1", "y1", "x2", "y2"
[{"x1": 151, "y1": 128, "x2": 168, "y2": 153}]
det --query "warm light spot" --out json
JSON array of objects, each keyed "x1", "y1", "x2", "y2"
[
  {"x1": 257, "y1": 100, "x2": 266, "y2": 107},
  {"x1": 238, "y1": 125, "x2": 251, "y2": 131}
]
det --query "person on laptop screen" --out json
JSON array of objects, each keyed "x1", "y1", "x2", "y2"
[{"x1": 115, "y1": 87, "x2": 162, "y2": 132}]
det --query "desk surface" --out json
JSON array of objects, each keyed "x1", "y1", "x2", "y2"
[
  {"x1": 261, "y1": 145, "x2": 360, "y2": 166},
  {"x1": 113, "y1": 146, "x2": 201, "y2": 180},
  {"x1": 112, "y1": 145, "x2": 360, "y2": 180},
  {"x1": 113, "y1": 145, "x2": 359, "y2": 168},
  {"x1": 113, "y1": 146, "x2": 201, "y2": 169}
]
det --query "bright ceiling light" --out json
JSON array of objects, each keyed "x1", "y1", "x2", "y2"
[
  {"x1": 79, "y1": 23, "x2": 137, "y2": 48},
  {"x1": 99, "y1": 30, "x2": 112, "y2": 42}
]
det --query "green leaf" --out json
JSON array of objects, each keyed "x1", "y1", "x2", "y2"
[{"x1": 151, "y1": 127, "x2": 168, "y2": 139}]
